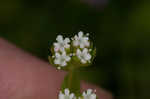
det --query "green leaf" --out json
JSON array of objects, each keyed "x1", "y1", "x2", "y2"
[{"x1": 61, "y1": 70, "x2": 81, "y2": 96}]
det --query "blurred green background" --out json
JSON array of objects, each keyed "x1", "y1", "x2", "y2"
[{"x1": 0, "y1": 0, "x2": 150, "y2": 99}]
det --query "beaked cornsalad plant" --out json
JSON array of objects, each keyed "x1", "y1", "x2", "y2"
[{"x1": 48, "y1": 31, "x2": 97, "y2": 99}]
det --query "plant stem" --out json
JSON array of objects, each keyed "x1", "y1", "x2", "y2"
[{"x1": 68, "y1": 70, "x2": 73, "y2": 89}]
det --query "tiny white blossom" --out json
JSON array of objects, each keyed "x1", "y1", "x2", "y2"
[
  {"x1": 89, "y1": 49, "x2": 92, "y2": 52},
  {"x1": 73, "y1": 31, "x2": 90, "y2": 48},
  {"x1": 76, "y1": 48, "x2": 91, "y2": 64},
  {"x1": 79, "y1": 89, "x2": 96, "y2": 99},
  {"x1": 86, "y1": 33, "x2": 89, "y2": 36},
  {"x1": 54, "y1": 35, "x2": 70, "y2": 52},
  {"x1": 57, "y1": 67, "x2": 61, "y2": 70},
  {"x1": 59, "y1": 89, "x2": 76, "y2": 99},
  {"x1": 54, "y1": 52, "x2": 71, "y2": 67}
]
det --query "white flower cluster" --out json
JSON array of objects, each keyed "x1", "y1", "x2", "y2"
[
  {"x1": 73, "y1": 31, "x2": 90, "y2": 48},
  {"x1": 54, "y1": 52, "x2": 71, "y2": 67},
  {"x1": 59, "y1": 89, "x2": 76, "y2": 99},
  {"x1": 59, "y1": 89, "x2": 97, "y2": 99},
  {"x1": 79, "y1": 89, "x2": 97, "y2": 99},
  {"x1": 52, "y1": 31, "x2": 92, "y2": 69},
  {"x1": 76, "y1": 48, "x2": 91, "y2": 64},
  {"x1": 54, "y1": 35, "x2": 70, "y2": 52}
]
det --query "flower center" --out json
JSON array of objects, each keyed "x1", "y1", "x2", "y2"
[
  {"x1": 60, "y1": 42, "x2": 65, "y2": 47},
  {"x1": 80, "y1": 54, "x2": 85, "y2": 59},
  {"x1": 60, "y1": 57, "x2": 66, "y2": 62},
  {"x1": 79, "y1": 38, "x2": 84, "y2": 43}
]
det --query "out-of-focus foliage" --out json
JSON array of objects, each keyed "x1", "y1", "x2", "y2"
[{"x1": 0, "y1": 0, "x2": 150, "y2": 99}]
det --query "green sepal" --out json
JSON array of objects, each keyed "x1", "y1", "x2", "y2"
[
  {"x1": 91, "y1": 47, "x2": 96, "y2": 62},
  {"x1": 61, "y1": 70, "x2": 81, "y2": 96},
  {"x1": 79, "y1": 95, "x2": 98, "y2": 99}
]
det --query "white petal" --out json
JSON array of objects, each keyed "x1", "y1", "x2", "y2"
[
  {"x1": 84, "y1": 37, "x2": 89, "y2": 40},
  {"x1": 55, "y1": 53, "x2": 60, "y2": 58},
  {"x1": 73, "y1": 40, "x2": 79, "y2": 46},
  {"x1": 65, "y1": 44, "x2": 70, "y2": 48},
  {"x1": 59, "y1": 92, "x2": 65, "y2": 99},
  {"x1": 54, "y1": 59, "x2": 60, "y2": 65},
  {"x1": 65, "y1": 56, "x2": 71, "y2": 61},
  {"x1": 78, "y1": 31, "x2": 83, "y2": 38},
  {"x1": 53, "y1": 42, "x2": 58, "y2": 47},
  {"x1": 82, "y1": 92, "x2": 86, "y2": 96},
  {"x1": 69, "y1": 93, "x2": 75, "y2": 98},
  {"x1": 74, "y1": 35, "x2": 78, "y2": 40},
  {"x1": 83, "y1": 48, "x2": 88, "y2": 54},
  {"x1": 61, "y1": 62, "x2": 67, "y2": 67},
  {"x1": 81, "y1": 59, "x2": 86, "y2": 64},
  {"x1": 65, "y1": 89, "x2": 70, "y2": 95},
  {"x1": 76, "y1": 49, "x2": 81, "y2": 55},
  {"x1": 87, "y1": 89, "x2": 92, "y2": 95},
  {"x1": 62, "y1": 52, "x2": 67, "y2": 56},
  {"x1": 91, "y1": 94, "x2": 96, "y2": 99},
  {"x1": 56, "y1": 35, "x2": 63, "y2": 42},
  {"x1": 64, "y1": 38, "x2": 70, "y2": 43},
  {"x1": 80, "y1": 43, "x2": 85, "y2": 48},
  {"x1": 85, "y1": 53, "x2": 91, "y2": 61}
]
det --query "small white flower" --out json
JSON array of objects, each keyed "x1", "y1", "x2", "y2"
[
  {"x1": 80, "y1": 89, "x2": 96, "y2": 99},
  {"x1": 57, "y1": 67, "x2": 61, "y2": 70},
  {"x1": 76, "y1": 48, "x2": 91, "y2": 64},
  {"x1": 54, "y1": 52, "x2": 71, "y2": 67},
  {"x1": 54, "y1": 35, "x2": 70, "y2": 52},
  {"x1": 89, "y1": 49, "x2": 92, "y2": 52},
  {"x1": 59, "y1": 89, "x2": 76, "y2": 99},
  {"x1": 86, "y1": 33, "x2": 89, "y2": 36},
  {"x1": 73, "y1": 31, "x2": 90, "y2": 48}
]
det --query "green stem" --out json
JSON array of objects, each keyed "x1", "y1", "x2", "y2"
[
  {"x1": 61, "y1": 65, "x2": 80, "y2": 95},
  {"x1": 68, "y1": 70, "x2": 73, "y2": 89}
]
